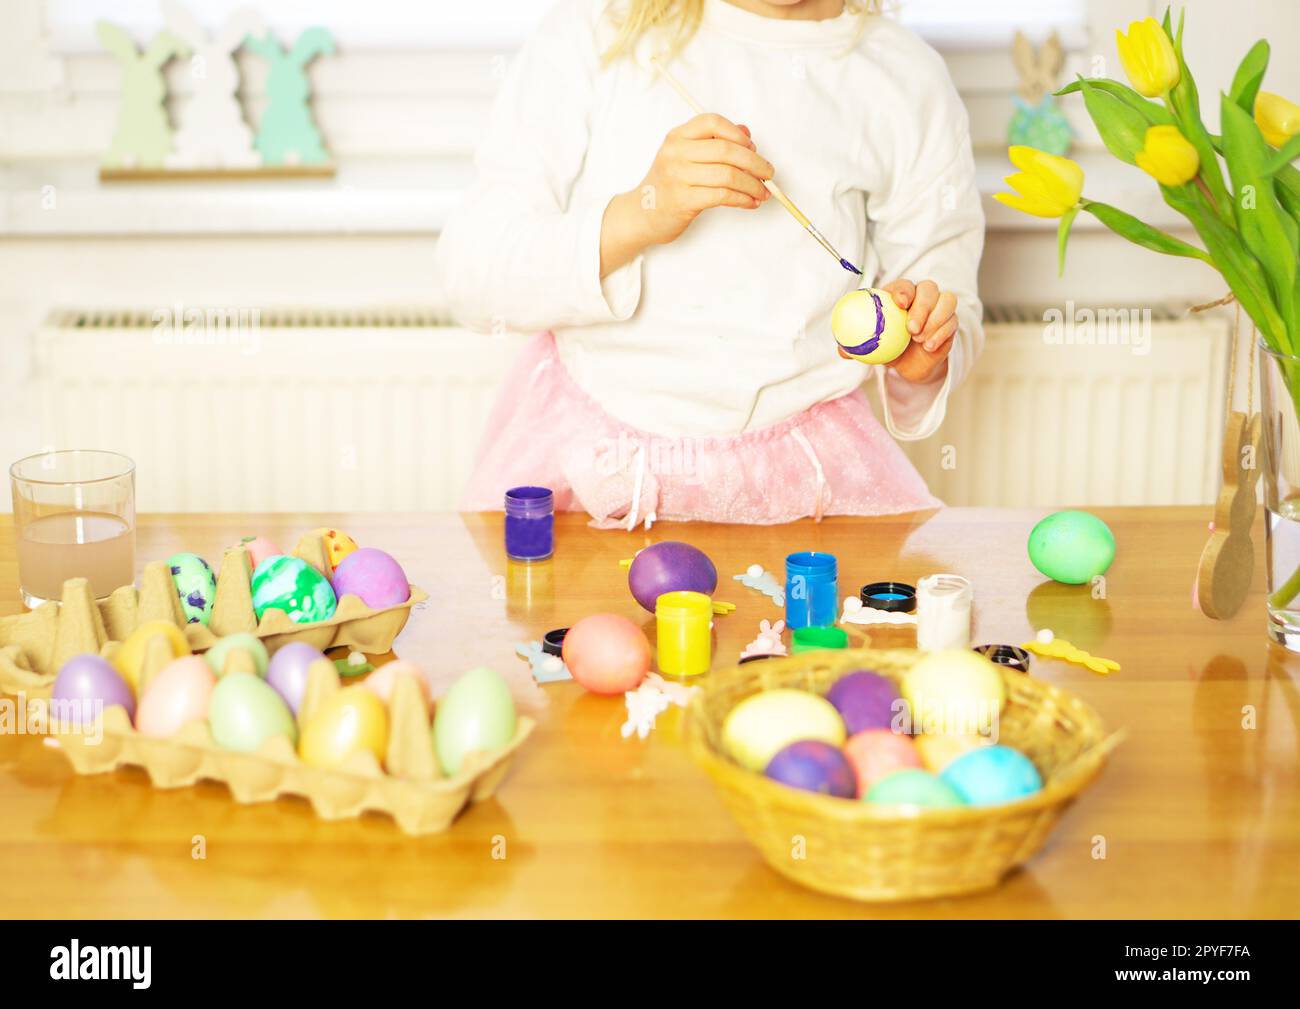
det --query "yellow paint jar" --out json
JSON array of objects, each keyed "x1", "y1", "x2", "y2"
[{"x1": 655, "y1": 590, "x2": 712, "y2": 677}]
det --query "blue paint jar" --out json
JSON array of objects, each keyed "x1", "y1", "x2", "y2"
[
  {"x1": 504, "y1": 486, "x2": 554, "y2": 562},
  {"x1": 785, "y1": 551, "x2": 838, "y2": 629}
]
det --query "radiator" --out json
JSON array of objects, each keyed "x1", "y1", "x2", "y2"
[
  {"x1": 24, "y1": 304, "x2": 1229, "y2": 512},
  {"x1": 889, "y1": 304, "x2": 1231, "y2": 506}
]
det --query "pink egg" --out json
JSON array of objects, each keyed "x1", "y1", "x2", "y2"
[
  {"x1": 235, "y1": 536, "x2": 282, "y2": 570},
  {"x1": 136, "y1": 656, "x2": 216, "y2": 739},
  {"x1": 843, "y1": 729, "x2": 923, "y2": 798},
  {"x1": 362, "y1": 659, "x2": 433, "y2": 706},
  {"x1": 562, "y1": 613, "x2": 650, "y2": 695},
  {"x1": 331, "y1": 548, "x2": 411, "y2": 609}
]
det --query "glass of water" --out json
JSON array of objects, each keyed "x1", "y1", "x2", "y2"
[{"x1": 10, "y1": 450, "x2": 136, "y2": 608}]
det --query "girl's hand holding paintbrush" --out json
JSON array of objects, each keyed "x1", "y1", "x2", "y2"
[{"x1": 600, "y1": 113, "x2": 773, "y2": 277}]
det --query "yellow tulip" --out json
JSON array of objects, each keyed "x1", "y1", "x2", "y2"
[
  {"x1": 1256, "y1": 92, "x2": 1300, "y2": 148},
  {"x1": 1135, "y1": 125, "x2": 1200, "y2": 186},
  {"x1": 993, "y1": 146, "x2": 1085, "y2": 218},
  {"x1": 1116, "y1": 18, "x2": 1180, "y2": 98}
]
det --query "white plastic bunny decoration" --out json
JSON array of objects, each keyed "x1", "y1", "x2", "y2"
[{"x1": 162, "y1": 0, "x2": 264, "y2": 168}]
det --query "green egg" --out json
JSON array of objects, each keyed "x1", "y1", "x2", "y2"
[
  {"x1": 250, "y1": 555, "x2": 337, "y2": 624},
  {"x1": 168, "y1": 552, "x2": 216, "y2": 626},
  {"x1": 204, "y1": 632, "x2": 269, "y2": 678},
  {"x1": 1027, "y1": 510, "x2": 1115, "y2": 585},
  {"x1": 432, "y1": 667, "x2": 517, "y2": 776},
  {"x1": 208, "y1": 672, "x2": 296, "y2": 752},
  {"x1": 864, "y1": 768, "x2": 966, "y2": 808}
]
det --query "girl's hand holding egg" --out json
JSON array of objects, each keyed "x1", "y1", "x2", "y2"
[
  {"x1": 836, "y1": 279, "x2": 958, "y2": 384},
  {"x1": 600, "y1": 113, "x2": 773, "y2": 276}
]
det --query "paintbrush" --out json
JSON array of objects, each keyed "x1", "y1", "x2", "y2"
[{"x1": 649, "y1": 56, "x2": 862, "y2": 276}]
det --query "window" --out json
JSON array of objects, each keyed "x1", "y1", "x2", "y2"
[{"x1": 894, "y1": 0, "x2": 1088, "y2": 48}]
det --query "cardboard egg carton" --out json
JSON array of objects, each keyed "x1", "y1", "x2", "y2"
[
  {"x1": 49, "y1": 646, "x2": 533, "y2": 836},
  {"x1": 0, "y1": 532, "x2": 426, "y2": 696}
]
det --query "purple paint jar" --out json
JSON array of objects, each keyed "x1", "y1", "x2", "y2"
[{"x1": 504, "y1": 486, "x2": 554, "y2": 562}]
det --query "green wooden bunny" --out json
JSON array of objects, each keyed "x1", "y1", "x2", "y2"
[
  {"x1": 245, "y1": 28, "x2": 336, "y2": 166},
  {"x1": 97, "y1": 21, "x2": 191, "y2": 169}
]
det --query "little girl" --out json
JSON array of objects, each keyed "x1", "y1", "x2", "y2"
[{"x1": 437, "y1": 0, "x2": 984, "y2": 527}]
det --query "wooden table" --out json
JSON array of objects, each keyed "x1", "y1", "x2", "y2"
[{"x1": 1, "y1": 509, "x2": 1296, "y2": 919}]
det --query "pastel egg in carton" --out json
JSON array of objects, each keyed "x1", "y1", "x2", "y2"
[
  {"x1": 0, "y1": 532, "x2": 427, "y2": 696},
  {"x1": 49, "y1": 645, "x2": 533, "y2": 836}
]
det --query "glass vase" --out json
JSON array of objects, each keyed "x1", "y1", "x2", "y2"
[{"x1": 1259, "y1": 344, "x2": 1300, "y2": 648}]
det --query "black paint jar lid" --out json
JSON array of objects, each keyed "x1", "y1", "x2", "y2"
[
  {"x1": 973, "y1": 644, "x2": 1032, "y2": 673},
  {"x1": 739, "y1": 653, "x2": 781, "y2": 664},
  {"x1": 859, "y1": 581, "x2": 917, "y2": 613},
  {"x1": 542, "y1": 628, "x2": 568, "y2": 656}
]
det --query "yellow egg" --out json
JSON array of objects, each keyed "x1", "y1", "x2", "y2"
[
  {"x1": 113, "y1": 620, "x2": 191, "y2": 694},
  {"x1": 914, "y1": 732, "x2": 989, "y2": 773},
  {"x1": 298, "y1": 685, "x2": 389, "y2": 769},
  {"x1": 721, "y1": 689, "x2": 846, "y2": 772},
  {"x1": 309, "y1": 527, "x2": 359, "y2": 572},
  {"x1": 902, "y1": 649, "x2": 1006, "y2": 736},
  {"x1": 831, "y1": 287, "x2": 911, "y2": 364}
]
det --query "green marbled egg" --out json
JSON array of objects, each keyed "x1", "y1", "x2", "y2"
[
  {"x1": 1027, "y1": 510, "x2": 1115, "y2": 585},
  {"x1": 250, "y1": 555, "x2": 337, "y2": 624},
  {"x1": 168, "y1": 552, "x2": 216, "y2": 625}
]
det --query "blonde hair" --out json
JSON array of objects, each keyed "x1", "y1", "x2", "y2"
[{"x1": 602, "y1": 1, "x2": 879, "y2": 65}]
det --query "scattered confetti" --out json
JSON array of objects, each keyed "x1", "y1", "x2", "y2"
[
  {"x1": 733, "y1": 565, "x2": 785, "y2": 607},
  {"x1": 1036, "y1": 628, "x2": 1055, "y2": 645},
  {"x1": 841, "y1": 595, "x2": 917, "y2": 626},
  {"x1": 515, "y1": 641, "x2": 573, "y2": 684},
  {"x1": 1021, "y1": 635, "x2": 1119, "y2": 675},
  {"x1": 741, "y1": 618, "x2": 787, "y2": 660}
]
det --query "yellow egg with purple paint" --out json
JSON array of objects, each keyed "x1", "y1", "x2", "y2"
[{"x1": 831, "y1": 287, "x2": 910, "y2": 364}]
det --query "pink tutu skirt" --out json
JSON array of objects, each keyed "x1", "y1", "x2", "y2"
[{"x1": 460, "y1": 333, "x2": 941, "y2": 527}]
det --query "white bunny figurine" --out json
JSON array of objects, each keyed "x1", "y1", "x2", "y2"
[{"x1": 162, "y1": 0, "x2": 264, "y2": 168}]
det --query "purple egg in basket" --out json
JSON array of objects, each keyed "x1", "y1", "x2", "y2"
[
  {"x1": 266, "y1": 641, "x2": 328, "y2": 715},
  {"x1": 627, "y1": 541, "x2": 718, "y2": 612},
  {"x1": 764, "y1": 740, "x2": 857, "y2": 798},
  {"x1": 330, "y1": 548, "x2": 411, "y2": 610},
  {"x1": 825, "y1": 669, "x2": 903, "y2": 735},
  {"x1": 51, "y1": 654, "x2": 136, "y2": 725}
]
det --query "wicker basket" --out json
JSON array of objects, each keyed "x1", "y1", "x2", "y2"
[{"x1": 686, "y1": 648, "x2": 1119, "y2": 902}]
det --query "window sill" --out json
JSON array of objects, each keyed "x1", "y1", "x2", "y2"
[{"x1": 2, "y1": 149, "x2": 1185, "y2": 239}]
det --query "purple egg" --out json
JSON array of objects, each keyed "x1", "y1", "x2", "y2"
[
  {"x1": 330, "y1": 548, "x2": 410, "y2": 609},
  {"x1": 627, "y1": 541, "x2": 717, "y2": 612},
  {"x1": 826, "y1": 670, "x2": 903, "y2": 735},
  {"x1": 764, "y1": 740, "x2": 857, "y2": 798},
  {"x1": 265, "y1": 642, "x2": 327, "y2": 714},
  {"x1": 51, "y1": 654, "x2": 135, "y2": 725}
]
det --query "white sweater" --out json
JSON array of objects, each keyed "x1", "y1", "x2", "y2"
[{"x1": 435, "y1": 0, "x2": 985, "y2": 438}]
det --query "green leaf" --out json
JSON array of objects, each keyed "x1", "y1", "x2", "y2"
[
  {"x1": 1077, "y1": 78, "x2": 1149, "y2": 164},
  {"x1": 1166, "y1": 172, "x2": 1292, "y2": 353},
  {"x1": 1057, "y1": 205, "x2": 1081, "y2": 276},
  {"x1": 1056, "y1": 78, "x2": 1174, "y2": 126},
  {"x1": 1165, "y1": 17, "x2": 1234, "y2": 220},
  {"x1": 1082, "y1": 200, "x2": 1211, "y2": 262},
  {"x1": 1264, "y1": 132, "x2": 1300, "y2": 175},
  {"x1": 1221, "y1": 95, "x2": 1299, "y2": 332},
  {"x1": 1228, "y1": 40, "x2": 1270, "y2": 115}
]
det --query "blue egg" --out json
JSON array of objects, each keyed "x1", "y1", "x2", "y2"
[{"x1": 940, "y1": 745, "x2": 1042, "y2": 806}]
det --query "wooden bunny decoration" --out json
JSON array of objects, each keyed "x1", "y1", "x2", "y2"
[
  {"x1": 162, "y1": 1, "x2": 264, "y2": 169},
  {"x1": 1008, "y1": 31, "x2": 1073, "y2": 156},
  {"x1": 1197, "y1": 411, "x2": 1262, "y2": 619},
  {"x1": 245, "y1": 28, "x2": 336, "y2": 166},
  {"x1": 96, "y1": 22, "x2": 190, "y2": 169}
]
